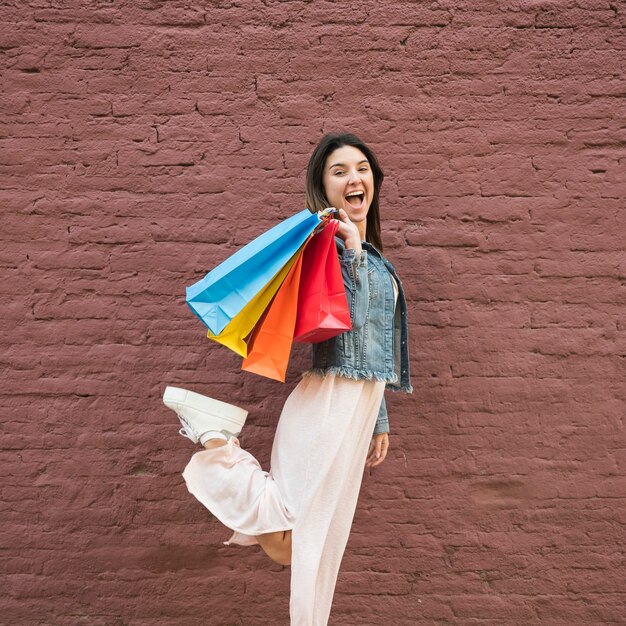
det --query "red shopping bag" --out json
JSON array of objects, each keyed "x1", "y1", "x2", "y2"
[
  {"x1": 294, "y1": 220, "x2": 351, "y2": 343},
  {"x1": 241, "y1": 239, "x2": 308, "y2": 382}
]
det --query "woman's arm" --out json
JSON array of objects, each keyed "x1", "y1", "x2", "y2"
[
  {"x1": 373, "y1": 395, "x2": 389, "y2": 435},
  {"x1": 331, "y1": 208, "x2": 370, "y2": 331},
  {"x1": 366, "y1": 396, "x2": 390, "y2": 468},
  {"x1": 334, "y1": 208, "x2": 362, "y2": 257}
]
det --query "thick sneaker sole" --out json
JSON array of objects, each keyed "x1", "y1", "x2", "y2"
[{"x1": 163, "y1": 386, "x2": 248, "y2": 436}]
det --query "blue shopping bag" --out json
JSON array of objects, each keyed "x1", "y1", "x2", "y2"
[{"x1": 186, "y1": 209, "x2": 321, "y2": 336}]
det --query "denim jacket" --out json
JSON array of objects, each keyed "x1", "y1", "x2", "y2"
[{"x1": 305, "y1": 237, "x2": 412, "y2": 435}]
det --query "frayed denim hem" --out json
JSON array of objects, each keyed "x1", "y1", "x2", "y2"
[{"x1": 303, "y1": 367, "x2": 413, "y2": 394}]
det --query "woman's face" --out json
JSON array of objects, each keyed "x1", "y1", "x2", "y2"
[{"x1": 322, "y1": 145, "x2": 374, "y2": 227}]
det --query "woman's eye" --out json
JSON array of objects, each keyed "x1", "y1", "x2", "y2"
[{"x1": 334, "y1": 170, "x2": 344, "y2": 176}]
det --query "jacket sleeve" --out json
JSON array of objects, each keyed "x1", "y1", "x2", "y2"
[
  {"x1": 373, "y1": 395, "x2": 389, "y2": 435},
  {"x1": 338, "y1": 247, "x2": 369, "y2": 331}
]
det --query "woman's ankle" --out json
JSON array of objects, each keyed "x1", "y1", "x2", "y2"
[{"x1": 203, "y1": 438, "x2": 228, "y2": 450}]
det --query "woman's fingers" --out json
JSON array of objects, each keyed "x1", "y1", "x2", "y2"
[
  {"x1": 336, "y1": 208, "x2": 351, "y2": 223},
  {"x1": 323, "y1": 207, "x2": 349, "y2": 220},
  {"x1": 371, "y1": 435, "x2": 388, "y2": 467},
  {"x1": 326, "y1": 207, "x2": 357, "y2": 235},
  {"x1": 365, "y1": 434, "x2": 389, "y2": 468}
]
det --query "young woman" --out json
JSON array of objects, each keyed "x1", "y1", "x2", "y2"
[{"x1": 164, "y1": 132, "x2": 412, "y2": 625}]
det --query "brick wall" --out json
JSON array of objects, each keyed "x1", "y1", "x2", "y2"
[{"x1": 2, "y1": 1, "x2": 625, "y2": 624}]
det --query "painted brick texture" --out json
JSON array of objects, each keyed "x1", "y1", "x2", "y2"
[{"x1": 1, "y1": 1, "x2": 625, "y2": 624}]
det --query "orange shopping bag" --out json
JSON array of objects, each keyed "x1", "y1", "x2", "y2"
[{"x1": 241, "y1": 239, "x2": 308, "y2": 382}]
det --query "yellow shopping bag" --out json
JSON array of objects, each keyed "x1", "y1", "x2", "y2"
[{"x1": 206, "y1": 245, "x2": 304, "y2": 357}]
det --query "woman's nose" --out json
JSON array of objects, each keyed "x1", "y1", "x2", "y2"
[{"x1": 348, "y1": 169, "x2": 361, "y2": 184}]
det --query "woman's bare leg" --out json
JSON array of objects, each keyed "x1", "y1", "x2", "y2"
[
  {"x1": 256, "y1": 530, "x2": 292, "y2": 566},
  {"x1": 203, "y1": 438, "x2": 228, "y2": 450}
]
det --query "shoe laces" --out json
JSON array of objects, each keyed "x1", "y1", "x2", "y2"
[
  {"x1": 178, "y1": 426, "x2": 196, "y2": 441},
  {"x1": 177, "y1": 414, "x2": 198, "y2": 442}
]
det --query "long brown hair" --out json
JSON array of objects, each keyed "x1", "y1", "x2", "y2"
[{"x1": 305, "y1": 132, "x2": 385, "y2": 252}]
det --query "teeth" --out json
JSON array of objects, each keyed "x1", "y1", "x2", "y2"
[{"x1": 345, "y1": 192, "x2": 363, "y2": 198}]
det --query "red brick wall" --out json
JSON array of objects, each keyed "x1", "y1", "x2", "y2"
[{"x1": 2, "y1": 1, "x2": 625, "y2": 624}]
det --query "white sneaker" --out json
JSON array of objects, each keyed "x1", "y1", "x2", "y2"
[{"x1": 163, "y1": 386, "x2": 248, "y2": 444}]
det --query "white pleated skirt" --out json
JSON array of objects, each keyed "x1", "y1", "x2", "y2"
[{"x1": 182, "y1": 373, "x2": 385, "y2": 626}]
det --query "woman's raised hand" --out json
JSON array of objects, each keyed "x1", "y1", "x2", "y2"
[{"x1": 324, "y1": 208, "x2": 362, "y2": 255}]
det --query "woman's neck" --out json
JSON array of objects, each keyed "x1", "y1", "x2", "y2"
[{"x1": 357, "y1": 220, "x2": 367, "y2": 242}]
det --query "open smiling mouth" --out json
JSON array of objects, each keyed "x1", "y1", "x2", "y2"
[{"x1": 345, "y1": 191, "x2": 365, "y2": 208}]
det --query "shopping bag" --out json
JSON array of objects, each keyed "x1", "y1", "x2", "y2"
[
  {"x1": 206, "y1": 244, "x2": 304, "y2": 358},
  {"x1": 241, "y1": 237, "x2": 309, "y2": 381},
  {"x1": 186, "y1": 209, "x2": 321, "y2": 336},
  {"x1": 294, "y1": 220, "x2": 352, "y2": 343}
]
